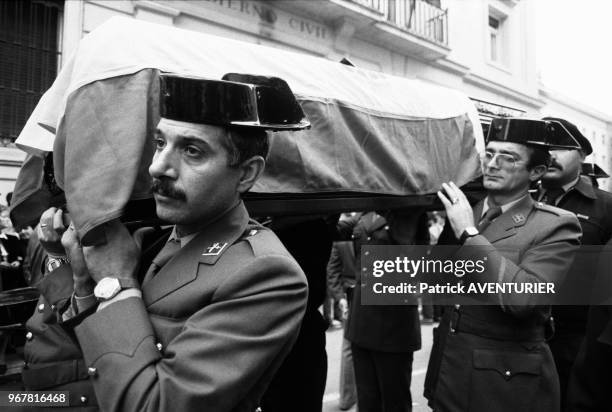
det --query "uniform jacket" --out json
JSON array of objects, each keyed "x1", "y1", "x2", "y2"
[
  {"x1": 426, "y1": 195, "x2": 582, "y2": 412},
  {"x1": 539, "y1": 176, "x2": 612, "y2": 409},
  {"x1": 539, "y1": 176, "x2": 612, "y2": 335},
  {"x1": 340, "y1": 212, "x2": 421, "y2": 353},
  {"x1": 74, "y1": 202, "x2": 308, "y2": 412},
  {"x1": 20, "y1": 265, "x2": 98, "y2": 411},
  {"x1": 548, "y1": 176, "x2": 612, "y2": 246}
]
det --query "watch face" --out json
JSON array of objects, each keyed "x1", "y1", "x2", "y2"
[
  {"x1": 466, "y1": 227, "x2": 479, "y2": 236},
  {"x1": 95, "y1": 278, "x2": 121, "y2": 300}
]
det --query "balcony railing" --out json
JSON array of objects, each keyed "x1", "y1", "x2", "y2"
[
  {"x1": 349, "y1": 0, "x2": 387, "y2": 13},
  {"x1": 348, "y1": 0, "x2": 448, "y2": 45}
]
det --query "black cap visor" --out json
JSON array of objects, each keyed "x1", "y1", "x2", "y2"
[
  {"x1": 160, "y1": 75, "x2": 310, "y2": 131},
  {"x1": 487, "y1": 118, "x2": 581, "y2": 150}
]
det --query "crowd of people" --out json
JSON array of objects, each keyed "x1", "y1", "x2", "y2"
[{"x1": 0, "y1": 72, "x2": 610, "y2": 412}]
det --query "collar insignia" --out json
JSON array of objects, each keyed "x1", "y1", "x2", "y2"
[
  {"x1": 202, "y1": 242, "x2": 228, "y2": 256},
  {"x1": 512, "y1": 214, "x2": 525, "y2": 224}
]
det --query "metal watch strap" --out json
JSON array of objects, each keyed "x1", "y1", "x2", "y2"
[{"x1": 47, "y1": 257, "x2": 70, "y2": 273}]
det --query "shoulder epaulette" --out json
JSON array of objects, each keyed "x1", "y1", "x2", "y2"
[{"x1": 533, "y1": 202, "x2": 574, "y2": 217}]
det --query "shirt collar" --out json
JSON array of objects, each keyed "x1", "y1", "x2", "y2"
[
  {"x1": 482, "y1": 193, "x2": 529, "y2": 216},
  {"x1": 561, "y1": 175, "x2": 580, "y2": 193},
  {"x1": 167, "y1": 227, "x2": 198, "y2": 248},
  {"x1": 166, "y1": 201, "x2": 249, "y2": 249},
  {"x1": 541, "y1": 175, "x2": 596, "y2": 201}
]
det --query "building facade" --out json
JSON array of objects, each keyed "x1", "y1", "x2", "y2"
[{"x1": 2, "y1": 0, "x2": 611, "y2": 191}]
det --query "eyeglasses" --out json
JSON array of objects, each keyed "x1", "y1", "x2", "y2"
[{"x1": 480, "y1": 151, "x2": 523, "y2": 169}]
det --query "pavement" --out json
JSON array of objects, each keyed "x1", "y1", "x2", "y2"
[{"x1": 322, "y1": 322, "x2": 435, "y2": 412}]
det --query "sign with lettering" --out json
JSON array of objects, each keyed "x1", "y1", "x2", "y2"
[{"x1": 203, "y1": 0, "x2": 328, "y2": 39}]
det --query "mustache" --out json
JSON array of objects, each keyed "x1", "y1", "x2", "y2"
[
  {"x1": 151, "y1": 179, "x2": 187, "y2": 201},
  {"x1": 548, "y1": 161, "x2": 563, "y2": 170}
]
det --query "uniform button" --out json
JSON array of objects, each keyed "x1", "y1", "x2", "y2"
[
  {"x1": 248, "y1": 229, "x2": 258, "y2": 236},
  {"x1": 50, "y1": 305, "x2": 56, "y2": 311},
  {"x1": 351, "y1": 234, "x2": 355, "y2": 240},
  {"x1": 37, "y1": 304, "x2": 45, "y2": 312},
  {"x1": 25, "y1": 331, "x2": 33, "y2": 341},
  {"x1": 80, "y1": 396, "x2": 88, "y2": 404},
  {"x1": 156, "y1": 342, "x2": 163, "y2": 351},
  {"x1": 454, "y1": 304, "x2": 461, "y2": 310},
  {"x1": 505, "y1": 370, "x2": 511, "y2": 377},
  {"x1": 450, "y1": 328, "x2": 456, "y2": 333},
  {"x1": 384, "y1": 225, "x2": 390, "y2": 230},
  {"x1": 364, "y1": 251, "x2": 370, "y2": 256},
  {"x1": 87, "y1": 367, "x2": 97, "y2": 377},
  {"x1": 367, "y1": 236, "x2": 372, "y2": 241},
  {"x1": 362, "y1": 267, "x2": 367, "y2": 272}
]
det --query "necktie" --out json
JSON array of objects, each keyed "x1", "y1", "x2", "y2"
[
  {"x1": 477, "y1": 206, "x2": 502, "y2": 232},
  {"x1": 542, "y1": 188, "x2": 565, "y2": 206},
  {"x1": 142, "y1": 238, "x2": 181, "y2": 284}
]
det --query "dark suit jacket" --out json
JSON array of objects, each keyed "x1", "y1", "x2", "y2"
[
  {"x1": 326, "y1": 241, "x2": 357, "y2": 302},
  {"x1": 74, "y1": 202, "x2": 308, "y2": 412},
  {"x1": 427, "y1": 195, "x2": 582, "y2": 412},
  {"x1": 542, "y1": 176, "x2": 612, "y2": 336}
]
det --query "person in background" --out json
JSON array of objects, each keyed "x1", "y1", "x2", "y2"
[
  {"x1": 326, "y1": 212, "x2": 360, "y2": 410},
  {"x1": 338, "y1": 209, "x2": 426, "y2": 412},
  {"x1": 537, "y1": 116, "x2": 612, "y2": 410},
  {"x1": 261, "y1": 215, "x2": 335, "y2": 412}
]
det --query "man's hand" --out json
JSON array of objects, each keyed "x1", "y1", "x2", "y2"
[
  {"x1": 437, "y1": 182, "x2": 475, "y2": 239},
  {"x1": 77, "y1": 220, "x2": 140, "y2": 284},
  {"x1": 37, "y1": 207, "x2": 68, "y2": 257},
  {"x1": 61, "y1": 222, "x2": 95, "y2": 296}
]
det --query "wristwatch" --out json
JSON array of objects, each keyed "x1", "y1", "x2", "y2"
[
  {"x1": 94, "y1": 277, "x2": 139, "y2": 301},
  {"x1": 46, "y1": 257, "x2": 70, "y2": 273},
  {"x1": 459, "y1": 227, "x2": 479, "y2": 244}
]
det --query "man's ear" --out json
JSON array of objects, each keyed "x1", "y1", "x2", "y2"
[
  {"x1": 237, "y1": 155, "x2": 266, "y2": 194},
  {"x1": 529, "y1": 164, "x2": 548, "y2": 182}
]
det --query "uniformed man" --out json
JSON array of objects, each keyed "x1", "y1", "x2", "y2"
[
  {"x1": 338, "y1": 210, "x2": 426, "y2": 412},
  {"x1": 537, "y1": 116, "x2": 612, "y2": 410},
  {"x1": 19, "y1": 216, "x2": 99, "y2": 410},
  {"x1": 40, "y1": 73, "x2": 309, "y2": 412},
  {"x1": 425, "y1": 117, "x2": 582, "y2": 412}
]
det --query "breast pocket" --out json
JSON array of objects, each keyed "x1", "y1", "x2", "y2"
[{"x1": 468, "y1": 349, "x2": 542, "y2": 412}]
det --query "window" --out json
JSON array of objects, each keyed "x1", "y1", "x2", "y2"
[
  {"x1": 488, "y1": 15, "x2": 501, "y2": 62},
  {"x1": 0, "y1": 0, "x2": 63, "y2": 146}
]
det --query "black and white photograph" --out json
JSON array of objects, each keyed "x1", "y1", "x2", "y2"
[{"x1": 1, "y1": 0, "x2": 611, "y2": 411}]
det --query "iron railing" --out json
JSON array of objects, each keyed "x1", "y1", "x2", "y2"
[
  {"x1": 348, "y1": 0, "x2": 448, "y2": 45},
  {"x1": 349, "y1": 0, "x2": 387, "y2": 13}
]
